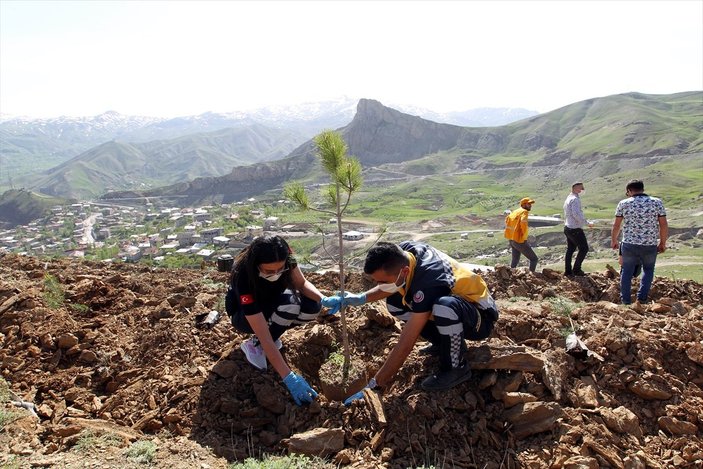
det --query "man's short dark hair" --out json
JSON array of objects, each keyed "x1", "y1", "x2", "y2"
[
  {"x1": 626, "y1": 179, "x2": 645, "y2": 192},
  {"x1": 364, "y1": 242, "x2": 408, "y2": 275}
]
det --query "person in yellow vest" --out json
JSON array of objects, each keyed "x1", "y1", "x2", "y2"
[
  {"x1": 340, "y1": 241, "x2": 499, "y2": 400},
  {"x1": 504, "y1": 197, "x2": 538, "y2": 272}
]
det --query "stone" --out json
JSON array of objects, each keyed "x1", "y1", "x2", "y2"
[
  {"x1": 628, "y1": 374, "x2": 673, "y2": 400},
  {"x1": 57, "y1": 333, "x2": 79, "y2": 349},
  {"x1": 254, "y1": 383, "x2": 286, "y2": 414},
  {"x1": 468, "y1": 345, "x2": 545, "y2": 372},
  {"x1": 491, "y1": 371, "x2": 524, "y2": 400},
  {"x1": 573, "y1": 380, "x2": 599, "y2": 408},
  {"x1": 600, "y1": 406, "x2": 642, "y2": 438},
  {"x1": 54, "y1": 425, "x2": 82, "y2": 437},
  {"x1": 151, "y1": 300, "x2": 175, "y2": 319},
  {"x1": 502, "y1": 392, "x2": 537, "y2": 408},
  {"x1": 670, "y1": 302, "x2": 688, "y2": 315},
  {"x1": 685, "y1": 342, "x2": 703, "y2": 366},
  {"x1": 562, "y1": 455, "x2": 599, "y2": 469},
  {"x1": 163, "y1": 413, "x2": 182, "y2": 424},
  {"x1": 503, "y1": 401, "x2": 564, "y2": 439},
  {"x1": 650, "y1": 303, "x2": 671, "y2": 313},
  {"x1": 78, "y1": 350, "x2": 98, "y2": 364},
  {"x1": 657, "y1": 416, "x2": 698, "y2": 435},
  {"x1": 583, "y1": 436, "x2": 624, "y2": 469},
  {"x1": 285, "y1": 427, "x2": 344, "y2": 457},
  {"x1": 335, "y1": 448, "x2": 354, "y2": 464},
  {"x1": 211, "y1": 360, "x2": 237, "y2": 378},
  {"x1": 623, "y1": 454, "x2": 647, "y2": 469},
  {"x1": 39, "y1": 333, "x2": 56, "y2": 350}
]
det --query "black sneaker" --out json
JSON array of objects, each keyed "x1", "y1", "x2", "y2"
[
  {"x1": 419, "y1": 343, "x2": 440, "y2": 356},
  {"x1": 420, "y1": 362, "x2": 472, "y2": 391},
  {"x1": 573, "y1": 270, "x2": 586, "y2": 276}
]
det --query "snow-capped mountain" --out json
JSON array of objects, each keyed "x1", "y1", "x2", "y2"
[
  {"x1": 0, "y1": 98, "x2": 538, "y2": 191},
  {"x1": 388, "y1": 104, "x2": 537, "y2": 127}
]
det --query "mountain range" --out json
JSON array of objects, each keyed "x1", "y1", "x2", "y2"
[
  {"x1": 0, "y1": 100, "x2": 539, "y2": 199},
  {"x1": 1, "y1": 91, "x2": 700, "y2": 226},
  {"x1": 100, "y1": 91, "x2": 703, "y2": 206}
]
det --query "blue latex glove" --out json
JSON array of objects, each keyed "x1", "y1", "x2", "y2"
[
  {"x1": 343, "y1": 389, "x2": 365, "y2": 406},
  {"x1": 320, "y1": 295, "x2": 343, "y2": 315},
  {"x1": 342, "y1": 292, "x2": 367, "y2": 307},
  {"x1": 283, "y1": 372, "x2": 318, "y2": 406},
  {"x1": 343, "y1": 378, "x2": 377, "y2": 406}
]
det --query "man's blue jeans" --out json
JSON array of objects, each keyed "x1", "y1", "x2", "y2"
[{"x1": 620, "y1": 242, "x2": 658, "y2": 304}]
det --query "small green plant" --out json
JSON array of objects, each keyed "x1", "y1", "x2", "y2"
[
  {"x1": 0, "y1": 455, "x2": 22, "y2": 469},
  {"x1": 73, "y1": 430, "x2": 122, "y2": 452},
  {"x1": 69, "y1": 303, "x2": 89, "y2": 313},
  {"x1": 229, "y1": 453, "x2": 335, "y2": 469},
  {"x1": 0, "y1": 377, "x2": 10, "y2": 402},
  {"x1": 213, "y1": 295, "x2": 226, "y2": 313},
  {"x1": 201, "y1": 277, "x2": 221, "y2": 292},
  {"x1": 0, "y1": 408, "x2": 21, "y2": 432},
  {"x1": 0, "y1": 377, "x2": 20, "y2": 431},
  {"x1": 124, "y1": 439, "x2": 157, "y2": 464},
  {"x1": 73, "y1": 431, "x2": 97, "y2": 452},
  {"x1": 508, "y1": 296, "x2": 530, "y2": 303},
  {"x1": 43, "y1": 273, "x2": 65, "y2": 309},
  {"x1": 547, "y1": 296, "x2": 581, "y2": 317},
  {"x1": 326, "y1": 350, "x2": 345, "y2": 367}
]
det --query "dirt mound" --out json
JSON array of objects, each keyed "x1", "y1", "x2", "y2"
[{"x1": 1, "y1": 253, "x2": 702, "y2": 468}]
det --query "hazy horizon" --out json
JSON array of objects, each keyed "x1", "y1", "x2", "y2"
[{"x1": 1, "y1": 1, "x2": 701, "y2": 119}]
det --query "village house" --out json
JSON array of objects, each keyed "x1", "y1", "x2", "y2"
[
  {"x1": 176, "y1": 231, "x2": 194, "y2": 247},
  {"x1": 170, "y1": 215, "x2": 188, "y2": 227},
  {"x1": 200, "y1": 227, "x2": 224, "y2": 244},
  {"x1": 193, "y1": 211, "x2": 211, "y2": 223},
  {"x1": 122, "y1": 245, "x2": 142, "y2": 262},
  {"x1": 213, "y1": 235, "x2": 230, "y2": 247},
  {"x1": 160, "y1": 241, "x2": 179, "y2": 254},
  {"x1": 245, "y1": 225, "x2": 263, "y2": 239},
  {"x1": 263, "y1": 217, "x2": 279, "y2": 231}
]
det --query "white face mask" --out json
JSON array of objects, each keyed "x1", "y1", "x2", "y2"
[
  {"x1": 258, "y1": 266, "x2": 288, "y2": 282},
  {"x1": 377, "y1": 270, "x2": 405, "y2": 293},
  {"x1": 260, "y1": 272, "x2": 282, "y2": 282}
]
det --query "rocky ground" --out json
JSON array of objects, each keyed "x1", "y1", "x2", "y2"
[{"x1": 1, "y1": 253, "x2": 702, "y2": 468}]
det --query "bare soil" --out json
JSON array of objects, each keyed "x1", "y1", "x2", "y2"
[{"x1": 1, "y1": 253, "x2": 702, "y2": 468}]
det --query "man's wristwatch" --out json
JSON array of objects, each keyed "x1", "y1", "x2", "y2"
[{"x1": 368, "y1": 377, "x2": 379, "y2": 390}]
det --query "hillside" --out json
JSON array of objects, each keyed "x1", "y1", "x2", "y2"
[
  {"x1": 0, "y1": 112, "x2": 161, "y2": 187},
  {"x1": 1, "y1": 101, "x2": 534, "y2": 193},
  {"x1": 1, "y1": 253, "x2": 701, "y2": 468},
  {"x1": 30, "y1": 124, "x2": 306, "y2": 199},
  {"x1": 0, "y1": 189, "x2": 69, "y2": 228},
  {"x1": 104, "y1": 91, "x2": 703, "y2": 206}
]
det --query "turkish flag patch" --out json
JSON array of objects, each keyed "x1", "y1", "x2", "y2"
[{"x1": 240, "y1": 294, "x2": 254, "y2": 305}]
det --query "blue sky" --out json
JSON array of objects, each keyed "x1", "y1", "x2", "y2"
[{"x1": 1, "y1": 0, "x2": 701, "y2": 118}]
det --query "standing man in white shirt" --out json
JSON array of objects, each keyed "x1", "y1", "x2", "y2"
[{"x1": 563, "y1": 181, "x2": 591, "y2": 276}]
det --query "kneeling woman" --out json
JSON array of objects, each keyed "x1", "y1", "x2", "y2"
[{"x1": 225, "y1": 235, "x2": 340, "y2": 405}]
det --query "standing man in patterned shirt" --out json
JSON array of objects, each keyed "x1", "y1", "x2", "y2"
[
  {"x1": 563, "y1": 181, "x2": 592, "y2": 276},
  {"x1": 610, "y1": 180, "x2": 668, "y2": 305}
]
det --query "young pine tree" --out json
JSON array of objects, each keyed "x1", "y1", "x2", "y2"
[{"x1": 283, "y1": 130, "x2": 362, "y2": 379}]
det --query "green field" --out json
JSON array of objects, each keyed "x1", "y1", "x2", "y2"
[{"x1": 272, "y1": 154, "x2": 703, "y2": 282}]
